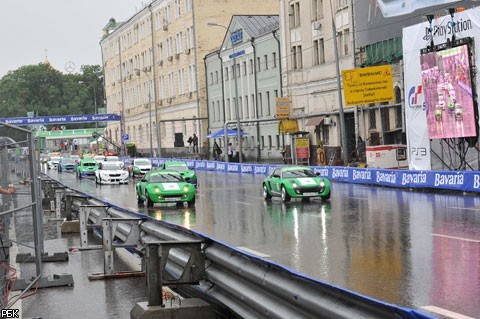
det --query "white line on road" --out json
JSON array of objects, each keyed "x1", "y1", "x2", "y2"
[
  {"x1": 237, "y1": 247, "x2": 270, "y2": 258},
  {"x1": 348, "y1": 196, "x2": 368, "y2": 200},
  {"x1": 235, "y1": 201, "x2": 252, "y2": 206},
  {"x1": 421, "y1": 305, "x2": 475, "y2": 319},
  {"x1": 447, "y1": 207, "x2": 480, "y2": 211},
  {"x1": 431, "y1": 233, "x2": 480, "y2": 243}
]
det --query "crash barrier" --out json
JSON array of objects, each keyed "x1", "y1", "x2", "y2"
[
  {"x1": 129, "y1": 157, "x2": 480, "y2": 193},
  {"x1": 44, "y1": 176, "x2": 434, "y2": 319}
]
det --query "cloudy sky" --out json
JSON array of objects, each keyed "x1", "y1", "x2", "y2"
[{"x1": 0, "y1": 0, "x2": 149, "y2": 77}]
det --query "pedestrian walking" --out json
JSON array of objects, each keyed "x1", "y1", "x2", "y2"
[
  {"x1": 227, "y1": 142, "x2": 233, "y2": 162},
  {"x1": 213, "y1": 141, "x2": 222, "y2": 161},
  {"x1": 192, "y1": 133, "x2": 199, "y2": 153},
  {"x1": 187, "y1": 136, "x2": 193, "y2": 153}
]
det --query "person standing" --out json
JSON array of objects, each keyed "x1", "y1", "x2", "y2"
[
  {"x1": 192, "y1": 133, "x2": 199, "y2": 153},
  {"x1": 187, "y1": 136, "x2": 193, "y2": 153},
  {"x1": 213, "y1": 141, "x2": 222, "y2": 161},
  {"x1": 227, "y1": 142, "x2": 233, "y2": 162}
]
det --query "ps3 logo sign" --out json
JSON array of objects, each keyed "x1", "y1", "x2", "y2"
[{"x1": 411, "y1": 147, "x2": 427, "y2": 157}]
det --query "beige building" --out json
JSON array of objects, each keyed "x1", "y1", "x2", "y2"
[
  {"x1": 279, "y1": 0, "x2": 355, "y2": 163},
  {"x1": 100, "y1": 0, "x2": 278, "y2": 157}
]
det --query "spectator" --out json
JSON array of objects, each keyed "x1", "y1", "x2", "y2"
[
  {"x1": 227, "y1": 142, "x2": 234, "y2": 162},
  {"x1": 187, "y1": 136, "x2": 193, "y2": 153},
  {"x1": 213, "y1": 141, "x2": 222, "y2": 161},
  {"x1": 192, "y1": 134, "x2": 199, "y2": 153},
  {"x1": 0, "y1": 184, "x2": 15, "y2": 194}
]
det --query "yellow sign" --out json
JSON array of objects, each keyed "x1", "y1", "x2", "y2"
[
  {"x1": 342, "y1": 65, "x2": 394, "y2": 106},
  {"x1": 295, "y1": 138, "x2": 309, "y2": 148},
  {"x1": 278, "y1": 120, "x2": 298, "y2": 133},
  {"x1": 276, "y1": 97, "x2": 290, "y2": 118}
]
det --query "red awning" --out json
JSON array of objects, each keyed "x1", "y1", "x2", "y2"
[{"x1": 305, "y1": 116, "x2": 325, "y2": 126}]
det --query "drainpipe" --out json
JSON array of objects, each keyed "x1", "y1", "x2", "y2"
[
  {"x1": 272, "y1": 29, "x2": 285, "y2": 149},
  {"x1": 218, "y1": 52, "x2": 226, "y2": 148},
  {"x1": 118, "y1": 37, "x2": 126, "y2": 156},
  {"x1": 149, "y1": 4, "x2": 161, "y2": 157},
  {"x1": 251, "y1": 37, "x2": 261, "y2": 162}
]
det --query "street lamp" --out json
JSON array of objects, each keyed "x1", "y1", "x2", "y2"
[
  {"x1": 208, "y1": 21, "x2": 242, "y2": 163},
  {"x1": 135, "y1": 68, "x2": 154, "y2": 157},
  {"x1": 78, "y1": 81, "x2": 98, "y2": 131}
]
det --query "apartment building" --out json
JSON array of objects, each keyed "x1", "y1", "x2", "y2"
[
  {"x1": 100, "y1": 0, "x2": 278, "y2": 157},
  {"x1": 278, "y1": 0, "x2": 355, "y2": 163},
  {"x1": 205, "y1": 15, "x2": 283, "y2": 162}
]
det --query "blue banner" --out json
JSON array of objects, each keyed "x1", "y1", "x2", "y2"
[{"x1": 0, "y1": 113, "x2": 121, "y2": 126}]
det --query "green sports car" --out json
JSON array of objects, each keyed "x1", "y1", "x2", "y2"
[
  {"x1": 159, "y1": 161, "x2": 197, "y2": 186},
  {"x1": 136, "y1": 170, "x2": 196, "y2": 207},
  {"x1": 76, "y1": 158, "x2": 98, "y2": 178},
  {"x1": 263, "y1": 166, "x2": 331, "y2": 202}
]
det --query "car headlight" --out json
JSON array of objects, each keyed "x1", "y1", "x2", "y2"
[
  {"x1": 291, "y1": 182, "x2": 298, "y2": 188},
  {"x1": 154, "y1": 187, "x2": 160, "y2": 193},
  {"x1": 183, "y1": 186, "x2": 190, "y2": 193},
  {"x1": 319, "y1": 180, "x2": 325, "y2": 187}
]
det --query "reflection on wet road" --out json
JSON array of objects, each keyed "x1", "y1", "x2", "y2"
[{"x1": 52, "y1": 169, "x2": 480, "y2": 318}]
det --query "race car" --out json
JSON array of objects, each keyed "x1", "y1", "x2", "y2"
[
  {"x1": 47, "y1": 156, "x2": 61, "y2": 170},
  {"x1": 76, "y1": 158, "x2": 98, "y2": 178},
  {"x1": 128, "y1": 158, "x2": 152, "y2": 177},
  {"x1": 95, "y1": 162, "x2": 129, "y2": 185},
  {"x1": 136, "y1": 170, "x2": 195, "y2": 207},
  {"x1": 262, "y1": 166, "x2": 331, "y2": 203},
  {"x1": 158, "y1": 161, "x2": 197, "y2": 186},
  {"x1": 57, "y1": 157, "x2": 77, "y2": 173}
]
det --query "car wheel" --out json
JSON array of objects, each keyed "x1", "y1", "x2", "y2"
[
  {"x1": 281, "y1": 186, "x2": 291, "y2": 203},
  {"x1": 321, "y1": 191, "x2": 331, "y2": 201},
  {"x1": 263, "y1": 184, "x2": 272, "y2": 201},
  {"x1": 188, "y1": 196, "x2": 196, "y2": 206},
  {"x1": 145, "y1": 191, "x2": 153, "y2": 207},
  {"x1": 136, "y1": 191, "x2": 144, "y2": 205}
]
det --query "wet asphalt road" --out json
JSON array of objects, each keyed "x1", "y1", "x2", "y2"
[{"x1": 49, "y1": 168, "x2": 480, "y2": 319}]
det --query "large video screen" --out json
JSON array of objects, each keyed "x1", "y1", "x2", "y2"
[{"x1": 420, "y1": 44, "x2": 477, "y2": 139}]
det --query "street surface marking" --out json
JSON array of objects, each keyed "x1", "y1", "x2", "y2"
[
  {"x1": 235, "y1": 201, "x2": 252, "y2": 206},
  {"x1": 447, "y1": 206, "x2": 480, "y2": 211},
  {"x1": 421, "y1": 305, "x2": 475, "y2": 319},
  {"x1": 348, "y1": 196, "x2": 368, "y2": 200},
  {"x1": 431, "y1": 233, "x2": 480, "y2": 243},
  {"x1": 237, "y1": 247, "x2": 270, "y2": 258}
]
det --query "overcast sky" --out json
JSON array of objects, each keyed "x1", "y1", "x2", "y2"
[{"x1": 0, "y1": 0, "x2": 150, "y2": 77}]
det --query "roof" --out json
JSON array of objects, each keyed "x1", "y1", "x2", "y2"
[{"x1": 233, "y1": 15, "x2": 279, "y2": 39}]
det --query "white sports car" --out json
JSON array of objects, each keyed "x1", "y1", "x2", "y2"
[{"x1": 95, "y1": 162, "x2": 129, "y2": 185}]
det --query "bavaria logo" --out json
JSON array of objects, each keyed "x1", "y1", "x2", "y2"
[{"x1": 408, "y1": 85, "x2": 423, "y2": 109}]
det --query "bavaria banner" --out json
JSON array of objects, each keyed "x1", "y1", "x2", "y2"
[{"x1": 403, "y1": 7, "x2": 480, "y2": 170}]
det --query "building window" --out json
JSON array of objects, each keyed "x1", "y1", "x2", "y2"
[
  {"x1": 244, "y1": 95, "x2": 249, "y2": 119},
  {"x1": 258, "y1": 93, "x2": 263, "y2": 117},
  {"x1": 322, "y1": 126, "x2": 329, "y2": 145},
  {"x1": 250, "y1": 59, "x2": 254, "y2": 74},
  {"x1": 343, "y1": 29, "x2": 350, "y2": 56},
  {"x1": 274, "y1": 89, "x2": 279, "y2": 98},
  {"x1": 312, "y1": 0, "x2": 324, "y2": 20},
  {"x1": 215, "y1": 71, "x2": 219, "y2": 83},
  {"x1": 272, "y1": 52, "x2": 277, "y2": 68},
  {"x1": 264, "y1": 54, "x2": 268, "y2": 70},
  {"x1": 257, "y1": 57, "x2": 261, "y2": 73},
  {"x1": 225, "y1": 67, "x2": 229, "y2": 81},
  {"x1": 238, "y1": 97, "x2": 243, "y2": 119},
  {"x1": 261, "y1": 136, "x2": 265, "y2": 149},
  {"x1": 276, "y1": 135, "x2": 280, "y2": 150},
  {"x1": 212, "y1": 101, "x2": 216, "y2": 122},
  {"x1": 289, "y1": 2, "x2": 301, "y2": 28},
  {"x1": 243, "y1": 61, "x2": 247, "y2": 76},
  {"x1": 226, "y1": 99, "x2": 231, "y2": 120},
  {"x1": 292, "y1": 45, "x2": 303, "y2": 69},
  {"x1": 268, "y1": 135, "x2": 272, "y2": 150},
  {"x1": 251, "y1": 94, "x2": 255, "y2": 118},
  {"x1": 313, "y1": 39, "x2": 325, "y2": 65},
  {"x1": 210, "y1": 72, "x2": 213, "y2": 85},
  {"x1": 266, "y1": 91, "x2": 271, "y2": 116},
  {"x1": 369, "y1": 106, "x2": 376, "y2": 129}
]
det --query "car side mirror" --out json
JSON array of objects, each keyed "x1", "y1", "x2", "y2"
[{"x1": 316, "y1": 172, "x2": 320, "y2": 176}]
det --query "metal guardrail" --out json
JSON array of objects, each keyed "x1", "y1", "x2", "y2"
[{"x1": 43, "y1": 177, "x2": 436, "y2": 319}]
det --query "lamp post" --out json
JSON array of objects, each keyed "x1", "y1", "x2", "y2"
[
  {"x1": 78, "y1": 80, "x2": 98, "y2": 131},
  {"x1": 329, "y1": 0, "x2": 348, "y2": 164},
  {"x1": 208, "y1": 21, "x2": 242, "y2": 163},
  {"x1": 135, "y1": 68, "x2": 154, "y2": 157}
]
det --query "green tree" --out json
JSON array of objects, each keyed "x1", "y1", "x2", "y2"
[{"x1": 0, "y1": 63, "x2": 104, "y2": 129}]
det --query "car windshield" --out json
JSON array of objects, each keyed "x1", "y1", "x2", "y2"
[
  {"x1": 101, "y1": 163, "x2": 121, "y2": 170},
  {"x1": 282, "y1": 169, "x2": 316, "y2": 178},
  {"x1": 166, "y1": 165, "x2": 188, "y2": 172},
  {"x1": 83, "y1": 162, "x2": 97, "y2": 167},
  {"x1": 61, "y1": 159, "x2": 76, "y2": 164},
  {"x1": 149, "y1": 173, "x2": 183, "y2": 183},
  {"x1": 135, "y1": 159, "x2": 151, "y2": 165},
  {"x1": 105, "y1": 156, "x2": 119, "y2": 162}
]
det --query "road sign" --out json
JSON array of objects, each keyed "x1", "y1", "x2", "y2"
[{"x1": 122, "y1": 134, "x2": 129, "y2": 141}]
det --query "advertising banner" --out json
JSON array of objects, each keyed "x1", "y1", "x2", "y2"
[
  {"x1": 403, "y1": 7, "x2": 480, "y2": 170},
  {"x1": 342, "y1": 65, "x2": 394, "y2": 106},
  {"x1": 355, "y1": 0, "x2": 477, "y2": 47},
  {"x1": 295, "y1": 138, "x2": 310, "y2": 159},
  {"x1": 275, "y1": 97, "x2": 290, "y2": 118},
  {"x1": 0, "y1": 113, "x2": 121, "y2": 126}
]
